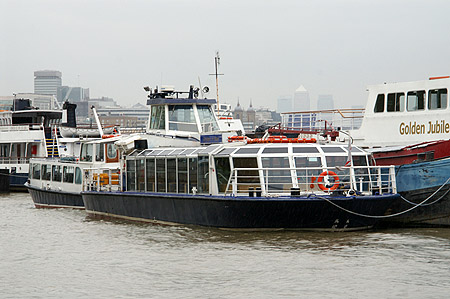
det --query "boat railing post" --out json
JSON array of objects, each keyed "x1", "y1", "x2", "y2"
[
  {"x1": 377, "y1": 167, "x2": 382, "y2": 194},
  {"x1": 349, "y1": 166, "x2": 356, "y2": 191},
  {"x1": 390, "y1": 166, "x2": 397, "y2": 194},
  {"x1": 232, "y1": 169, "x2": 238, "y2": 195}
]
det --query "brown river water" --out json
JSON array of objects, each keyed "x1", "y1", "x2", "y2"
[{"x1": 1, "y1": 193, "x2": 450, "y2": 298}]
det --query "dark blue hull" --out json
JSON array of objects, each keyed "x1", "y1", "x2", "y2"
[
  {"x1": 382, "y1": 157, "x2": 450, "y2": 226},
  {"x1": 82, "y1": 191, "x2": 398, "y2": 231},
  {"x1": 10, "y1": 173, "x2": 28, "y2": 191},
  {"x1": 26, "y1": 184, "x2": 84, "y2": 209}
]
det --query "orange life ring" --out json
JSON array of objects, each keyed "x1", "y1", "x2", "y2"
[{"x1": 317, "y1": 171, "x2": 340, "y2": 191}]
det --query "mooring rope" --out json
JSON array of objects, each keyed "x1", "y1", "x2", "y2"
[
  {"x1": 399, "y1": 177, "x2": 450, "y2": 207},
  {"x1": 315, "y1": 176, "x2": 450, "y2": 218}
]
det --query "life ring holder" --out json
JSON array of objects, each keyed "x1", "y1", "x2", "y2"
[{"x1": 317, "y1": 171, "x2": 340, "y2": 192}]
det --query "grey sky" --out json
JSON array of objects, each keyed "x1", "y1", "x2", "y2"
[{"x1": 1, "y1": 0, "x2": 450, "y2": 110}]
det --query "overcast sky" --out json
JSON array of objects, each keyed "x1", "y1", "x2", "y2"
[{"x1": 1, "y1": 0, "x2": 450, "y2": 110}]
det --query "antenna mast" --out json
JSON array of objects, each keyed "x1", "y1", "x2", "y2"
[{"x1": 209, "y1": 51, "x2": 224, "y2": 115}]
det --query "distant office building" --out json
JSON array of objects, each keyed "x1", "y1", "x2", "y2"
[
  {"x1": 317, "y1": 94, "x2": 334, "y2": 110},
  {"x1": 293, "y1": 85, "x2": 310, "y2": 112},
  {"x1": 277, "y1": 96, "x2": 292, "y2": 113},
  {"x1": 34, "y1": 70, "x2": 62, "y2": 96},
  {"x1": 96, "y1": 103, "x2": 149, "y2": 128},
  {"x1": 57, "y1": 86, "x2": 89, "y2": 102},
  {"x1": 89, "y1": 97, "x2": 119, "y2": 109}
]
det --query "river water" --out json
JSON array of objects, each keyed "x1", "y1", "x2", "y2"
[{"x1": 1, "y1": 193, "x2": 450, "y2": 298}]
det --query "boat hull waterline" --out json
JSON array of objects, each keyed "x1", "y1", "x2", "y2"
[
  {"x1": 381, "y1": 157, "x2": 450, "y2": 226},
  {"x1": 82, "y1": 192, "x2": 399, "y2": 231},
  {"x1": 27, "y1": 184, "x2": 84, "y2": 209}
]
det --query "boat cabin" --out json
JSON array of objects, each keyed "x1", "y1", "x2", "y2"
[
  {"x1": 143, "y1": 85, "x2": 241, "y2": 147},
  {"x1": 347, "y1": 76, "x2": 450, "y2": 147},
  {"x1": 120, "y1": 143, "x2": 395, "y2": 197}
]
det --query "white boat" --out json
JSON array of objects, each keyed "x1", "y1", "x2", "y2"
[
  {"x1": 278, "y1": 76, "x2": 450, "y2": 226},
  {"x1": 80, "y1": 139, "x2": 399, "y2": 231},
  {"x1": 0, "y1": 98, "x2": 63, "y2": 190}
]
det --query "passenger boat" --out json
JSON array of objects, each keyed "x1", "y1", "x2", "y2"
[
  {"x1": 26, "y1": 84, "x2": 242, "y2": 208},
  {"x1": 26, "y1": 136, "x2": 121, "y2": 209},
  {"x1": 0, "y1": 98, "x2": 62, "y2": 190},
  {"x1": 81, "y1": 140, "x2": 399, "y2": 231},
  {"x1": 277, "y1": 76, "x2": 450, "y2": 226}
]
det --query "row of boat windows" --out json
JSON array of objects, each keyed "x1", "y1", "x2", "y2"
[
  {"x1": 30, "y1": 164, "x2": 83, "y2": 184},
  {"x1": 79, "y1": 143, "x2": 118, "y2": 162},
  {"x1": 149, "y1": 105, "x2": 219, "y2": 132},
  {"x1": 374, "y1": 88, "x2": 448, "y2": 113},
  {"x1": 133, "y1": 145, "x2": 361, "y2": 159},
  {"x1": 126, "y1": 155, "x2": 369, "y2": 194}
]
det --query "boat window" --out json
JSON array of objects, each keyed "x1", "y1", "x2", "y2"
[
  {"x1": 183, "y1": 149, "x2": 197, "y2": 155},
  {"x1": 63, "y1": 166, "x2": 74, "y2": 183},
  {"x1": 150, "y1": 105, "x2": 165, "y2": 130},
  {"x1": 188, "y1": 157, "x2": 198, "y2": 193},
  {"x1": 374, "y1": 94, "x2": 385, "y2": 113},
  {"x1": 106, "y1": 143, "x2": 118, "y2": 162},
  {"x1": 352, "y1": 155, "x2": 368, "y2": 166},
  {"x1": 0, "y1": 144, "x2": 9, "y2": 157},
  {"x1": 52, "y1": 165, "x2": 62, "y2": 182},
  {"x1": 32, "y1": 163, "x2": 41, "y2": 179},
  {"x1": 146, "y1": 158, "x2": 155, "y2": 192},
  {"x1": 352, "y1": 155, "x2": 369, "y2": 179},
  {"x1": 407, "y1": 90, "x2": 425, "y2": 111},
  {"x1": 80, "y1": 143, "x2": 93, "y2": 162},
  {"x1": 235, "y1": 147, "x2": 260, "y2": 154},
  {"x1": 428, "y1": 88, "x2": 447, "y2": 110},
  {"x1": 158, "y1": 149, "x2": 175, "y2": 156},
  {"x1": 197, "y1": 156, "x2": 209, "y2": 193},
  {"x1": 215, "y1": 157, "x2": 231, "y2": 192},
  {"x1": 325, "y1": 156, "x2": 347, "y2": 168},
  {"x1": 295, "y1": 157, "x2": 322, "y2": 191},
  {"x1": 156, "y1": 159, "x2": 166, "y2": 192},
  {"x1": 387, "y1": 93, "x2": 405, "y2": 112},
  {"x1": 170, "y1": 149, "x2": 185, "y2": 156},
  {"x1": 233, "y1": 157, "x2": 259, "y2": 193},
  {"x1": 262, "y1": 147, "x2": 288, "y2": 154},
  {"x1": 144, "y1": 149, "x2": 154, "y2": 156},
  {"x1": 136, "y1": 159, "x2": 145, "y2": 191},
  {"x1": 199, "y1": 145, "x2": 220, "y2": 154},
  {"x1": 148, "y1": 149, "x2": 162, "y2": 156},
  {"x1": 350, "y1": 147, "x2": 363, "y2": 152},
  {"x1": 41, "y1": 164, "x2": 51, "y2": 181},
  {"x1": 167, "y1": 158, "x2": 177, "y2": 193},
  {"x1": 168, "y1": 105, "x2": 197, "y2": 132},
  {"x1": 321, "y1": 147, "x2": 345, "y2": 153},
  {"x1": 75, "y1": 167, "x2": 82, "y2": 184},
  {"x1": 197, "y1": 105, "x2": 219, "y2": 132},
  {"x1": 261, "y1": 157, "x2": 292, "y2": 192},
  {"x1": 293, "y1": 147, "x2": 319, "y2": 153},
  {"x1": 126, "y1": 160, "x2": 136, "y2": 191},
  {"x1": 178, "y1": 158, "x2": 188, "y2": 193},
  {"x1": 215, "y1": 147, "x2": 237, "y2": 156},
  {"x1": 96, "y1": 143, "x2": 104, "y2": 162}
]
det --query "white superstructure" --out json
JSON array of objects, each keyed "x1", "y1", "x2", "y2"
[{"x1": 343, "y1": 76, "x2": 450, "y2": 147}]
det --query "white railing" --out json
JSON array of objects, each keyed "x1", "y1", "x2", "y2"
[
  {"x1": 83, "y1": 167, "x2": 122, "y2": 192},
  {"x1": 224, "y1": 166, "x2": 396, "y2": 196},
  {"x1": 84, "y1": 164, "x2": 396, "y2": 198},
  {"x1": 0, "y1": 157, "x2": 31, "y2": 164},
  {"x1": 281, "y1": 109, "x2": 365, "y2": 132}
]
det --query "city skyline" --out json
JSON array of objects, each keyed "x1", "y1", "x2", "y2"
[{"x1": 2, "y1": 1, "x2": 450, "y2": 110}]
